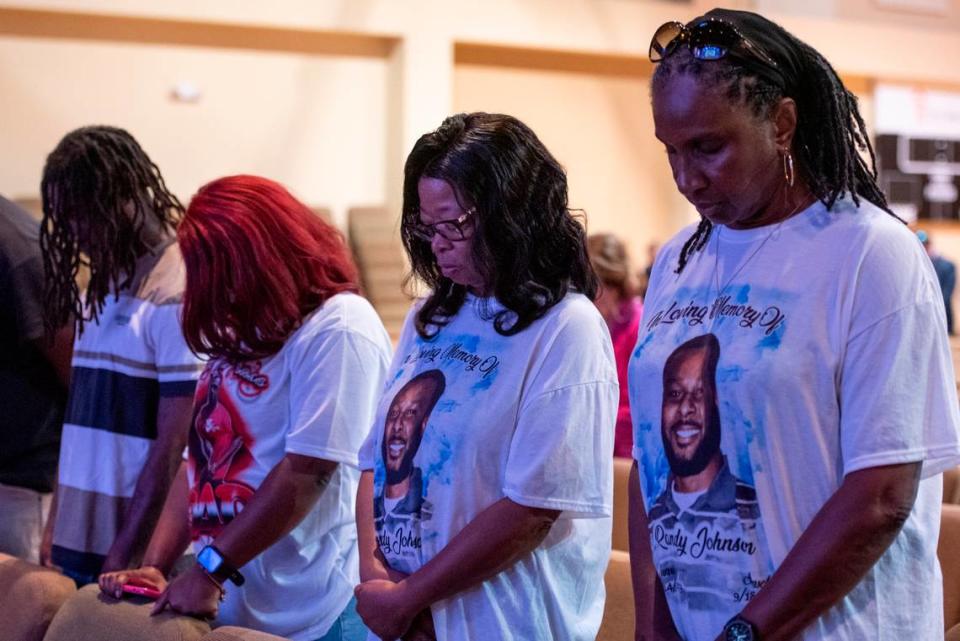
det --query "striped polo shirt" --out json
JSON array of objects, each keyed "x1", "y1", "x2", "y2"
[{"x1": 51, "y1": 239, "x2": 204, "y2": 578}]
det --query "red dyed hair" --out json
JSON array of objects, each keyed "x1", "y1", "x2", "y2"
[{"x1": 179, "y1": 175, "x2": 360, "y2": 361}]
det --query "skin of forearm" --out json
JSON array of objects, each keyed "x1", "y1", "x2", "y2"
[
  {"x1": 738, "y1": 462, "x2": 921, "y2": 641},
  {"x1": 106, "y1": 395, "x2": 193, "y2": 570},
  {"x1": 357, "y1": 472, "x2": 408, "y2": 583},
  {"x1": 400, "y1": 497, "x2": 560, "y2": 612},
  {"x1": 35, "y1": 322, "x2": 74, "y2": 389},
  {"x1": 628, "y1": 462, "x2": 682, "y2": 641},
  {"x1": 209, "y1": 453, "x2": 336, "y2": 569},
  {"x1": 141, "y1": 461, "x2": 192, "y2": 574},
  {"x1": 40, "y1": 472, "x2": 60, "y2": 566}
]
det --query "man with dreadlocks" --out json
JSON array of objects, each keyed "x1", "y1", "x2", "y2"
[
  {"x1": 40, "y1": 126, "x2": 204, "y2": 586},
  {"x1": 627, "y1": 9, "x2": 959, "y2": 641}
]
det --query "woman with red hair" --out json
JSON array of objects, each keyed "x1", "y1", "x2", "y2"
[{"x1": 99, "y1": 175, "x2": 392, "y2": 641}]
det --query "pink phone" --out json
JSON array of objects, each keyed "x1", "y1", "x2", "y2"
[{"x1": 121, "y1": 583, "x2": 162, "y2": 600}]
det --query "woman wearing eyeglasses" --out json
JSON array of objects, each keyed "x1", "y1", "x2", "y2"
[
  {"x1": 353, "y1": 112, "x2": 618, "y2": 641},
  {"x1": 628, "y1": 8, "x2": 960, "y2": 641},
  {"x1": 98, "y1": 176, "x2": 392, "y2": 641}
]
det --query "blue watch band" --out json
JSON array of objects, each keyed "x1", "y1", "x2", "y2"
[{"x1": 197, "y1": 544, "x2": 245, "y2": 586}]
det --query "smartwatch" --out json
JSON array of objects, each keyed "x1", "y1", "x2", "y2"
[
  {"x1": 723, "y1": 615, "x2": 759, "y2": 641},
  {"x1": 197, "y1": 545, "x2": 245, "y2": 586}
]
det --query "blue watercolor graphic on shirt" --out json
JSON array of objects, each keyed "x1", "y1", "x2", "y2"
[
  {"x1": 633, "y1": 330, "x2": 655, "y2": 360},
  {"x1": 420, "y1": 430, "x2": 455, "y2": 494},
  {"x1": 718, "y1": 400, "x2": 759, "y2": 486},
  {"x1": 435, "y1": 399, "x2": 459, "y2": 414},
  {"x1": 379, "y1": 330, "x2": 505, "y2": 505},
  {"x1": 641, "y1": 443, "x2": 673, "y2": 509},
  {"x1": 389, "y1": 366, "x2": 408, "y2": 387},
  {"x1": 758, "y1": 330, "x2": 782, "y2": 351},
  {"x1": 631, "y1": 279, "x2": 803, "y2": 506},
  {"x1": 450, "y1": 333, "x2": 480, "y2": 352},
  {"x1": 471, "y1": 374, "x2": 495, "y2": 392},
  {"x1": 717, "y1": 365, "x2": 745, "y2": 383}
]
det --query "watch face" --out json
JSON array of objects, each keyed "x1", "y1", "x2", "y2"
[
  {"x1": 725, "y1": 621, "x2": 753, "y2": 641},
  {"x1": 197, "y1": 546, "x2": 224, "y2": 573}
]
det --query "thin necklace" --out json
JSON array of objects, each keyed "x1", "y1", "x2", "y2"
[{"x1": 712, "y1": 199, "x2": 809, "y2": 301}]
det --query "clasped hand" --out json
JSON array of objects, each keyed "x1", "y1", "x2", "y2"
[{"x1": 355, "y1": 579, "x2": 436, "y2": 641}]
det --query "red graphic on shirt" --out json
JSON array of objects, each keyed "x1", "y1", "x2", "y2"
[
  {"x1": 188, "y1": 363, "x2": 260, "y2": 544},
  {"x1": 231, "y1": 361, "x2": 270, "y2": 399}
]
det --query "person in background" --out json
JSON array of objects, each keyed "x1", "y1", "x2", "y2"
[
  {"x1": 354, "y1": 112, "x2": 617, "y2": 641},
  {"x1": 918, "y1": 229, "x2": 956, "y2": 335},
  {"x1": 0, "y1": 195, "x2": 73, "y2": 563},
  {"x1": 100, "y1": 175, "x2": 392, "y2": 641},
  {"x1": 630, "y1": 9, "x2": 960, "y2": 641},
  {"x1": 638, "y1": 241, "x2": 660, "y2": 299},
  {"x1": 41, "y1": 126, "x2": 204, "y2": 584},
  {"x1": 587, "y1": 233, "x2": 643, "y2": 457}
]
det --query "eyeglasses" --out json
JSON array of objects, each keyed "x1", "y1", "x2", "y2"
[
  {"x1": 648, "y1": 17, "x2": 777, "y2": 69},
  {"x1": 410, "y1": 208, "x2": 476, "y2": 242}
]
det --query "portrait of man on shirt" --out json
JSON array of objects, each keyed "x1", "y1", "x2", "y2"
[
  {"x1": 653, "y1": 333, "x2": 757, "y2": 517},
  {"x1": 376, "y1": 368, "x2": 446, "y2": 522}
]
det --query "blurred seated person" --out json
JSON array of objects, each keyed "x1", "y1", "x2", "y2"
[
  {"x1": 99, "y1": 176, "x2": 392, "y2": 641},
  {"x1": 918, "y1": 230, "x2": 956, "y2": 335},
  {"x1": 0, "y1": 195, "x2": 72, "y2": 563},
  {"x1": 588, "y1": 233, "x2": 643, "y2": 458}
]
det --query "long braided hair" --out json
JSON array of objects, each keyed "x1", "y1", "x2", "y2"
[
  {"x1": 653, "y1": 8, "x2": 896, "y2": 273},
  {"x1": 41, "y1": 126, "x2": 184, "y2": 335}
]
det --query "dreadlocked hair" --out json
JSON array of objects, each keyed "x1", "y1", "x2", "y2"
[
  {"x1": 652, "y1": 10, "x2": 895, "y2": 274},
  {"x1": 41, "y1": 126, "x2": 183, "y2": 335}
]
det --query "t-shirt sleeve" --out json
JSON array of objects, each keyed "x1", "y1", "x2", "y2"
[
  {"x1": 285, "y1": 325, "x2": 390, "y2": 467},
  {"x1": 840, "y1": 300, "x2": 960, "y2": 479},
  {"x1": 357, "y1": 407, "x2": 379, "y2": 472},
  {"x1": 503, "y1": 306, "x2": 619, "y2": 517},
  {"x1": 148, "y1": 303, "x2": 204, "y2": 397},
  {"x1": 840, "y1": 225, "x2": 960, "y2": 479}
]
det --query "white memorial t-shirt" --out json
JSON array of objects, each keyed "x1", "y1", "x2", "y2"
[
  {"x1": 359, "y1": 292, "x2": 618, "y2": 641},
  {"x1": 188, "y1": 293, "x2": 392, "y2": 641},
  {"x1": 630, "y1": 198, "x2": 960, "y2": 641}
]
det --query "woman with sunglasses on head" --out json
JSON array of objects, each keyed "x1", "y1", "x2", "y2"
[
  {"x1": 353, "y1": 112, "x2": 618, "y2": 641},
  {"x1": 629, "y1": 8, "x2": 960, "y2": 641},
  {"x1": 99, "y1": 175, "x2": 392, "y2": 641}
]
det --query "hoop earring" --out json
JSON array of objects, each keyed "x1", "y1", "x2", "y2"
[{"x1": 782, "y1": 150, "x2": 795, "y2": 188}]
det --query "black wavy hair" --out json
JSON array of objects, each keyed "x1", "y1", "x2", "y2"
[
  {"x1": 652, "y1": 8, "x2": 897, "y2": 273},
  {"x1": 41, "y1": 126, "x2": 183, "y2": 335},
  {"x1": 401, "y1": 112, "x2": 598, "y2": 338}
]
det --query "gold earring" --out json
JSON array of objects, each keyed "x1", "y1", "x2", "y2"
[{"x1": 782, "y1": 150, "x2": 795, "y2": 188}]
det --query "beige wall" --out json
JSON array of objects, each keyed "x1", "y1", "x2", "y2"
[
  {"x1": 455, "y1": 63, "x2": 691, "y2": 267},
  {"x1": 0, "y1": 0, "x2": 959, "y2": 271},
  {"x1": 0, "y1": 36, "x2": 388, "y2": 226},
  {"x1": 760, "y1": 0, "x2": 960, "y2": 31}
]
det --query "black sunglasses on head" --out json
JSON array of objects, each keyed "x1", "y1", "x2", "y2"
[{"x1": 648, "y1": 17, "x2": 778, "y2": 68}]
